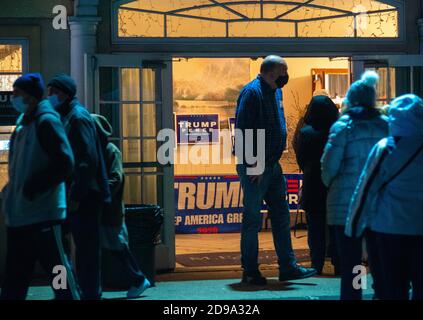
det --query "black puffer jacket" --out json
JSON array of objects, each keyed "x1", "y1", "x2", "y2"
[{"x1": 295, "y1": 95, "x2": 339, "y2": 213}]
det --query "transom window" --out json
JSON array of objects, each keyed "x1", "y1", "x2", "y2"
[{"x1": 116, "y1": 0, "x2": 399, "y2": 38}]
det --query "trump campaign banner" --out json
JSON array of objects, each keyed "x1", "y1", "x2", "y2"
[
  {"x1": 174, "y1": 174, "x2": 303, "y2": 234},
  {"x1": 175, "y1": 114, "x2": 220, "y2": 144}
]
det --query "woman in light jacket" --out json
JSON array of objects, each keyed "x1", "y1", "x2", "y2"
[
  {"x1": 321, "y1": 71, "x2": 389, "y2": 300},
  {"x1": 346, "y1": 94, "x2": 423, "y2": 300}
]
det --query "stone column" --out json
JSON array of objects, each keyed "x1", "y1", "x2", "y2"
[{"x1": 69, "y1": 16, "x2": 101, "y2": 107}]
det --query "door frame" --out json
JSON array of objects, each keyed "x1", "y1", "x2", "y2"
[
  {"x1": 351, "y1": 55, "x2": 423, "y2": 79},
  {"x1": 351, "y1": 54, "x2": 423, "y2": 103},
  {"x1": 84, "y1": 53, "x2": 176, "y2": 271}
]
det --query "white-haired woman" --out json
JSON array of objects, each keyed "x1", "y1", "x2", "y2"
[{"x1": 321, "y1": 71, "x2": 389, "y2": 300}]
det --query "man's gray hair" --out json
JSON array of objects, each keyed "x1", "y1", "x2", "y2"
[{"x1": 260, "y1": 55, "x2": 287, "y2": 74}]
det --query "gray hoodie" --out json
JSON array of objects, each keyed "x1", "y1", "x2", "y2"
[{"x1": 2, "y1": 99, "x2": 74, "y2": 227}]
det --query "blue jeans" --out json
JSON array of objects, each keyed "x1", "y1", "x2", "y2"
[{"x1": 237, "y1": 162, "x2": 297, "y2": 274}]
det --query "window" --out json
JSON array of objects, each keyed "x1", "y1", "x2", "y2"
[
  {"x1": 0, "y1": 42, "x2": 25, "y2": 190},
  {"x1": 116, "y1": 0, "x2": 399, "y2": 39},
  {"x1": 0, "y1": 44, "x2": 23, "y2": 91}
]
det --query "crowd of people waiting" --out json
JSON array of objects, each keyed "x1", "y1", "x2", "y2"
[
  {"x1": 0, "y1": 73, "x2": 150, "y2": 300},
  {"x1": 295, "y1": 70, "x2": 423, "y2": 300},
  {"x1": 0, "y1": 58, "x2": 422, "y2": 301}
]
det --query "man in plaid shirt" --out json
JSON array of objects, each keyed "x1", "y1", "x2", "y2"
[{"x1": 235, "y1": 56, "x2": 316, "y2": 285}]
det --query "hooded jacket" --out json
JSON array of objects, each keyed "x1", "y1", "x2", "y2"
[
  {"x1": 321, "y1": 106, "x2": 389, "y2": 226},
  {"x1": 2, "y1": 100, "x2": 74, "y2": 227},
  {"x1": 346, "y1": 94, "x2": 423, "y2": 236},
  {"x1": 295, "y1": 95, "x2": 339, "y2": 213},
  {"x1": 92, "y1": 114, "x2": 125, "y2": 227},
  {"x1": 58, "y1": 98, "x2": 111, "y2": 205}
]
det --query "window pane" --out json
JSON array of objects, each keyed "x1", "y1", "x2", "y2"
[
  {"x1": 0, "y1": 45, "x2": 22, "y2": 72},
  {"x1": 124, "y1": 174, "x2": 142, "y2": 204},
  {"x1": 0, "y1": 74, "x2": 20, "y2": 91},
  {"x1": 121, "y1": 68, "x2": 140, "y2": 101},
  {"x1": 142, "y1": 174, "x2": 157, "y2": 204},
  {"x1": 280, "y1": 7, "x2": 336, "y2": 20},
  {"x1": 142, "y1": 68, "x2": 156, "y2": 101},
  {"x1": 122, "y1": 104, "x2": 140, "y2": 137},
  {"x1": 142, "y1": 103, "x2": 156, "y2": 137},
  {"x1": 229, "y1": 21, "x2": 295, "y2": 37},
  {"x1": 0, "y1": 164, "x2": 8, "y2": 191},
  {"x1": 357, "y1": 11, "x2": 398, "y2": 38},
  {"x1": 123, "y1": 0, "x2": 214, "y2": 12},
  {"x1": 118, "y1": 0, "x2": 399, "y2": 38},
  {"x1": 100, "y1": 104, "x2": 120, "y2": 138},
  {"x1": 122, "y1": 139, "x2": 141, "y2": 163},
  {"x1": 99, "y1": 67, "x2": 119, "y2": 101},
  {"x1": 118, "y1": 9, "x2": 164, "y2": 37},
  {"x1": 227, "y1": 3, "x2": 261, "y2": 19},
  {"x1": 298, "y1": 16, "x2": 355, "y2": 37},
  {"x1": 312, "y1": 0, "x2": 395, "y2": 12},
  {"x1": 142, "y1": 139, "x2": 157, "y2": 162},
  {"x1": 167, "y1": 16, "x2": 226, "y2": 37}
]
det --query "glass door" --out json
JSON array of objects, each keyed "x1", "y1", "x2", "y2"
[
  {"x1": 85, "y1": 54, "x2": 175, "y2": 271},
  {"x1": 351, "y1": 55, "x2": 423, "y2": 106}
]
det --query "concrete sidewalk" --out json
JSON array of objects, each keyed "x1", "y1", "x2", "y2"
[{"x1": 24, "y1": 274, "x2": 374, "y2": 300}]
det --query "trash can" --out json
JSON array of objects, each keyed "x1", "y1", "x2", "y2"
[{"x1": 125, "y1": 204, "x2": 164, "y2": 287}]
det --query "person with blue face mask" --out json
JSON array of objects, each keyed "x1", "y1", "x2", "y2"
[{"x1": 1, "y1": 73, "x2": 79, "y2": 300}]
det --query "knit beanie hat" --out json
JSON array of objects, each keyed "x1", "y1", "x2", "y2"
[
  {"x1": 13, "y1": 73, "x2": 45, "y2": 101},
  {"x1": 344, "y1": 71, "x2": 379, "y2": 108},
  {"x1": 47, "y1": 73, "x2": 77, "y2": 98}
]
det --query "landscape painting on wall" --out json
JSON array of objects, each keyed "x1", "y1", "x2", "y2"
[{"x1": 173, "y1": 58, "x2": 251, "y2": 130}]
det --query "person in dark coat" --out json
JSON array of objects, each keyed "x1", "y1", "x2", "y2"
[
  {"x1": 92, "y1": 114, "x2": 151, "y2": 299},
  {"x1": 47, "y1": 74, "x2": 111, "y2": 300},
  {"x1": 235, "y1": 56, "x2": 316, "y2": 285},
  {"x1": 295, "y1": 95, "x2": 340, "y2": 275}
]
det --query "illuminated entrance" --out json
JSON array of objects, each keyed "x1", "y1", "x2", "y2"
[{"x1": 80, "y1": 0, "x2": 423, "y2": 272}]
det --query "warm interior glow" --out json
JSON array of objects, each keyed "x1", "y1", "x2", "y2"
[
  {"x1": 117, "y1": 0, "x2": 399, "y2": 38},
  {"x1": 0, "y1": 44, "x2": 22, "y2": 91},
  {"x1": 173, "y1": 57, "x2": 350, "y2": 176}
]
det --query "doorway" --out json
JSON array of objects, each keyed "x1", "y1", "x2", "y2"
[
  {"x1": 172, "y1": 57, "x2": 350, "y2": 271},
  {"x1": 85, "y1": 54, "x2": 175, "y2": 270},
  {"x1": 86, "y1": 53, "x2": 423, "y2": 274}
]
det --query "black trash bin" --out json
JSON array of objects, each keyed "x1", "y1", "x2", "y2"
[{"x1": 124, "y1": 204, "x2": 164, "y2": 287}]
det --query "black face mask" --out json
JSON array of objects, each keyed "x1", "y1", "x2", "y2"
[{"x1": 275, "y1": 74, "x2": 289, "y2": 88}]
